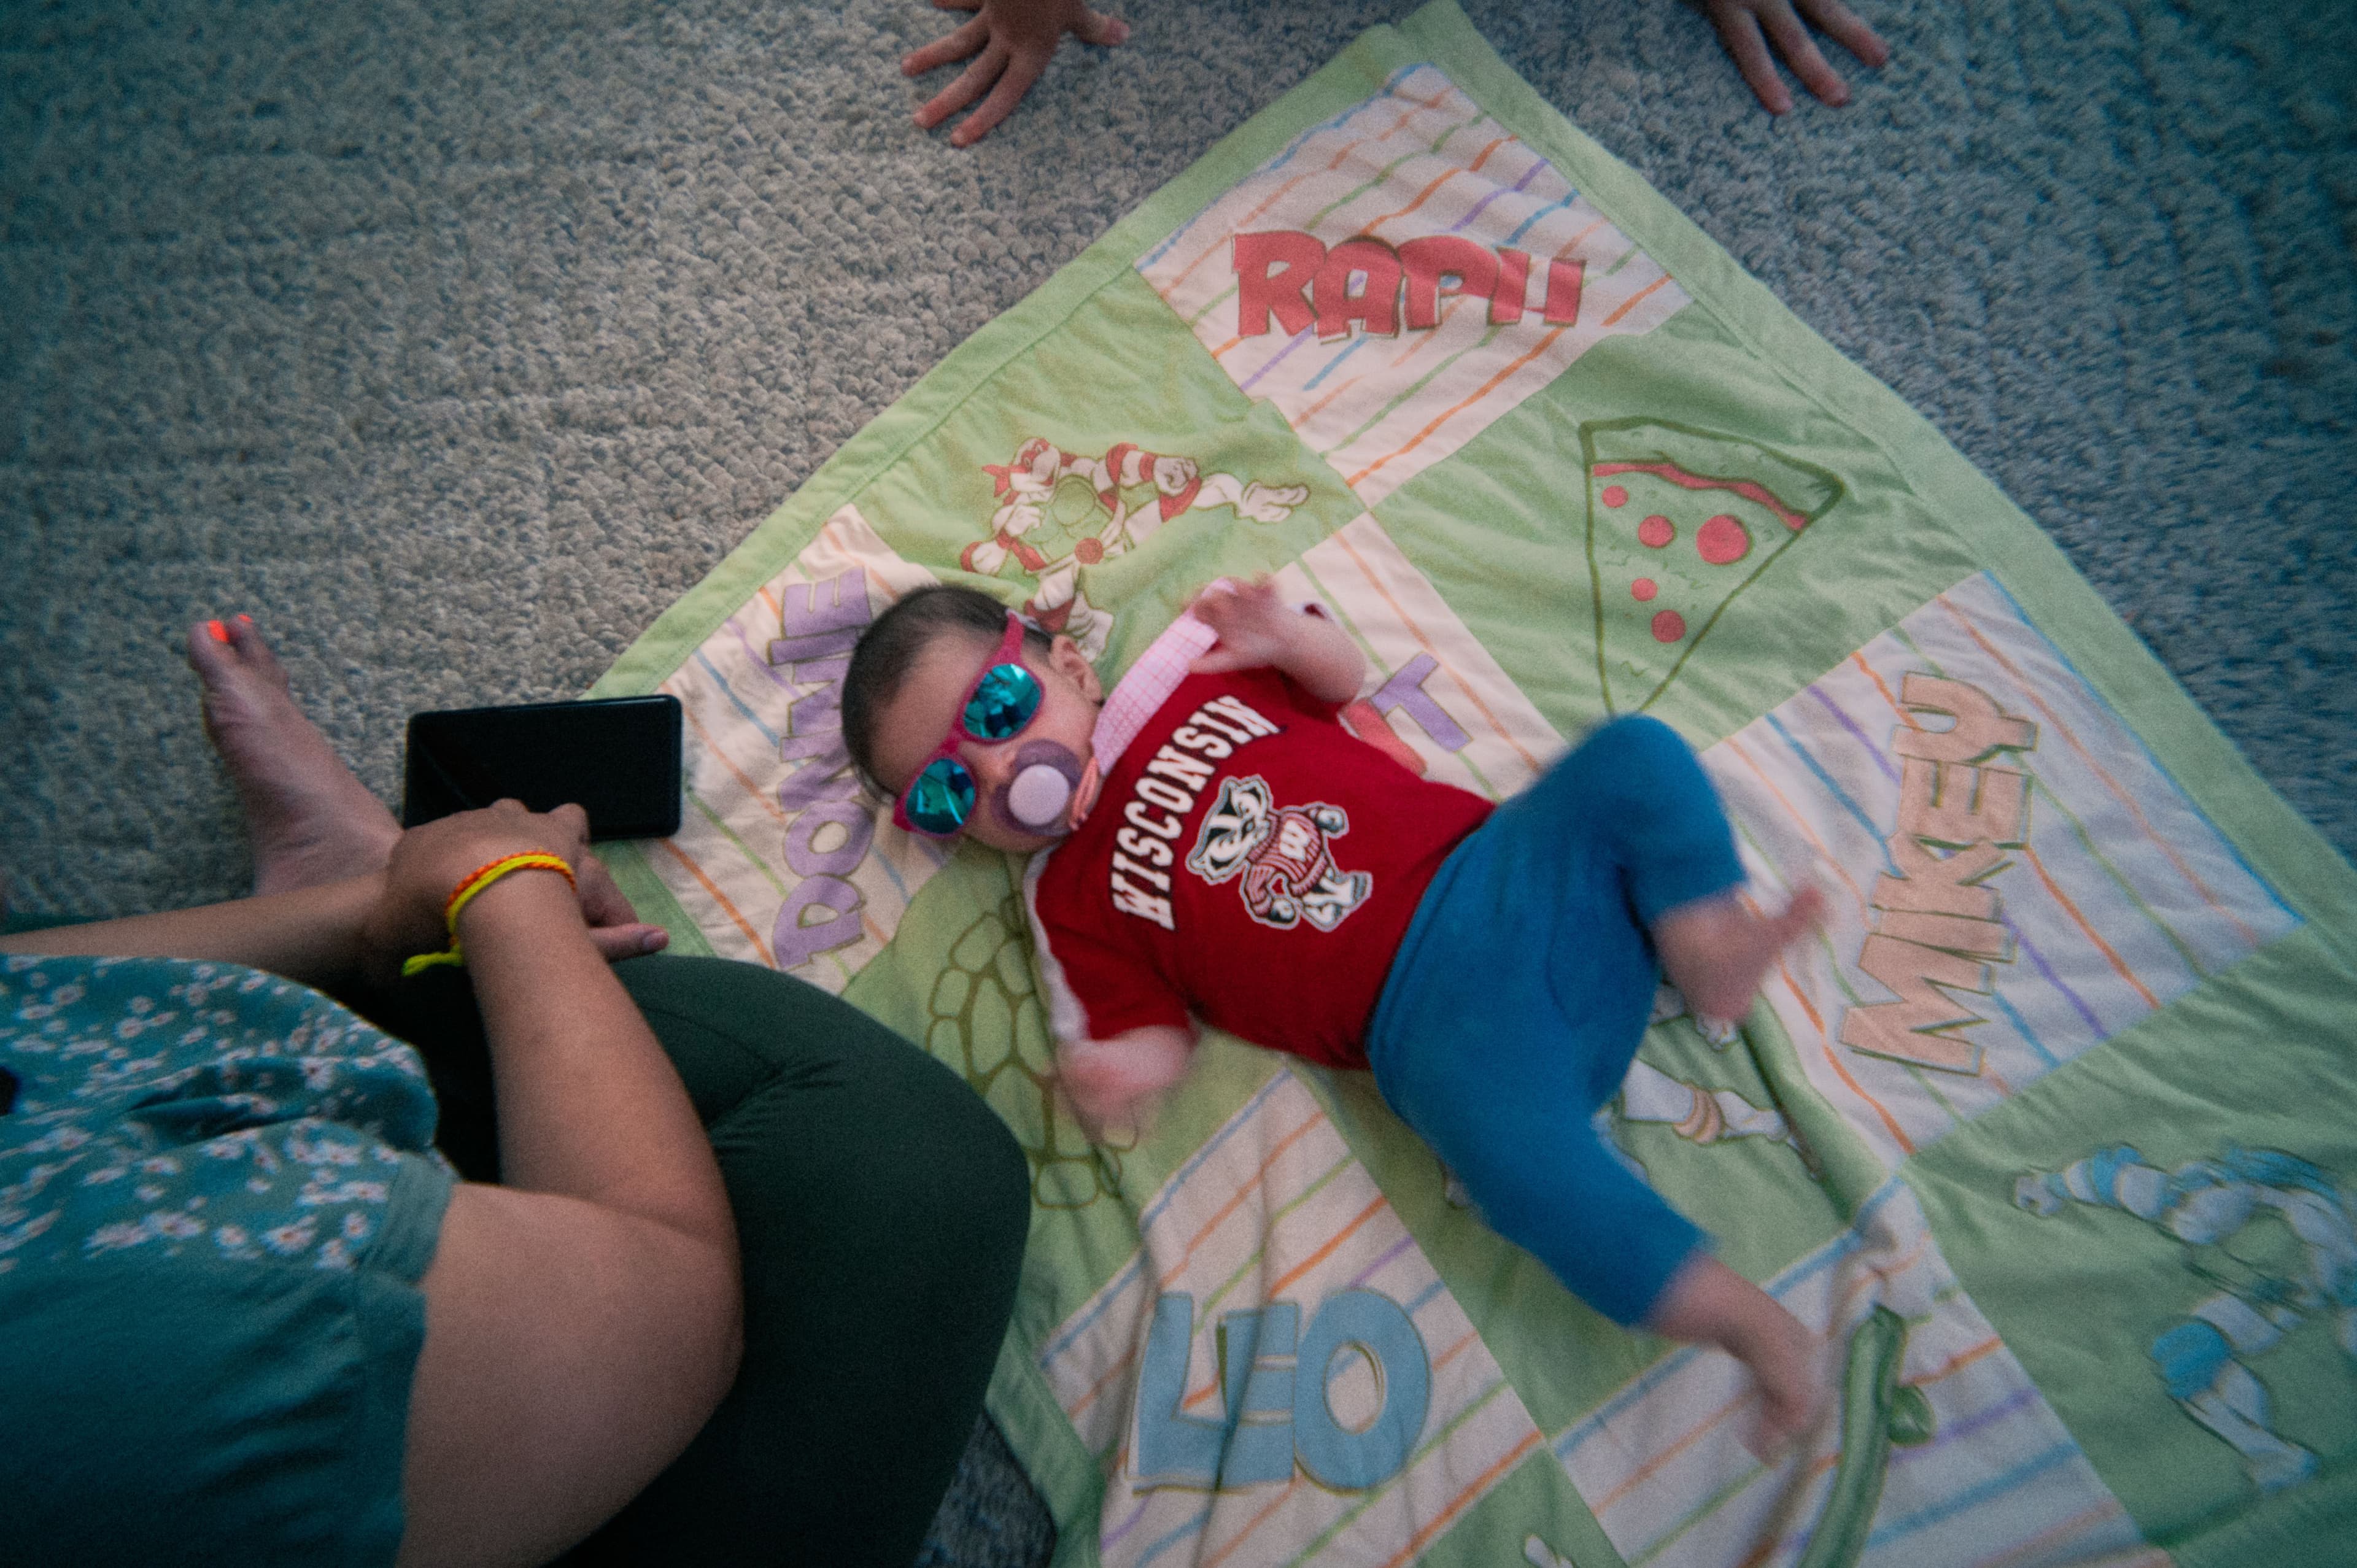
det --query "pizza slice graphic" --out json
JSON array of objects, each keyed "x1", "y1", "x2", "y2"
[{"x1": 1581, "y1": 418, "x2": 1844, "y2": 713}]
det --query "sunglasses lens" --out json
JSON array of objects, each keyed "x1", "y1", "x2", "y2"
[
  {"x1": 904, "y1": 757, "x2": 978, "y2": 836},
  {"x1": 964, "y1": 663, "x2": 1043, "y2": 741}
]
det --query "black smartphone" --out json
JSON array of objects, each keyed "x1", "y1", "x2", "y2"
[{"x1": 402, "y1": 695, "x2": 683, "y2": 841}]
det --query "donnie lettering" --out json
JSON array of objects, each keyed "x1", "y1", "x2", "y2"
[{"x1": 765, "y1": 566, "x2": 878, "y2": 970}]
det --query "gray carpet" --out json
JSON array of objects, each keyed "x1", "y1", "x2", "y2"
[{"x1": 4, "y1": 0, "x2": 2351, "y2": 1559}]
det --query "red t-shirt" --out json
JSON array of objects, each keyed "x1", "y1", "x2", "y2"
[{"x1": 1024, "y1": 666, "x2": 1494, "y2": 1069}]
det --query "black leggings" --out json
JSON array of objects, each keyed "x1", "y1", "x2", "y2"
[{"x1": 376, "y1": 954, "x2": 1030, "y2": 1568}]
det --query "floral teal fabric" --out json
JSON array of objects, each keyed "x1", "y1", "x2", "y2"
[{"x1": 1, "y1": 954, "x2": 455, "y2": 1566}]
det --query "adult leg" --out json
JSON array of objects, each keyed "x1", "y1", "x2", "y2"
[
  {"x1": 395, "y1": 958, "x2": 1032, "y2": 1567},
  {"x1": 577, "y1": 954, "x2": 1029, "y2": 1567},
  {"x1": 182, "y1": 617, "x2": 401, "y2": 894},
  {"x1": 181, "y1": 617, "x2": 1029, "y2": 1556}
]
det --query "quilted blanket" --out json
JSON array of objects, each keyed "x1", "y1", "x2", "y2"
[{"x1": 589, "y1": 6, "x2": 2357, "y2": 1562}]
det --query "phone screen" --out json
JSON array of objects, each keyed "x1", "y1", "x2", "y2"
[{"x1": 402, "y1": 695, "x2": 683, "y2": 841}]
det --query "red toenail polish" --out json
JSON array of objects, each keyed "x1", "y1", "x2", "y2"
[
  {"x1": 207, "y1": 620, "x2": 230, "y2": 643},
  {"x1": 235, "y1": 613, "x2": 253, "y2": 624}
]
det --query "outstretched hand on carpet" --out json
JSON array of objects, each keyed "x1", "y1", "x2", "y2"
[
  {"x1": 904, "y1": 0, "x2": 1128, "y2": 148},
  {"x1": 1698, "y1": 0, "x2": 1889, "y2": 114}
]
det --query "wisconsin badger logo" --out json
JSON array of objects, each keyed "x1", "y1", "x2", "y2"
[{"x1": 1185, "y1": 774, "x2": 1372, "y2": 932}]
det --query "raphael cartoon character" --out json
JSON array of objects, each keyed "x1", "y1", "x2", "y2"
[{"x1": 959, "y1": 438, "x2": 1309, "y2": 658}]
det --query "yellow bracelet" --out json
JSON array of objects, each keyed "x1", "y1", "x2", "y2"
[{"x1": 400, "y1": 852, "x2": 578, "y2": 978}]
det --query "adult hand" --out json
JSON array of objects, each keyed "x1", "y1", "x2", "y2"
[
  {"x1": 1700, "y1": 0, "x2": 1889, "y2": 114},
  {"x1": 903, "y1": 0, "x2": 1129, "y2": 149},
  {"x1": 363, "y1": 801, "x2": 667, "y2": 983}
]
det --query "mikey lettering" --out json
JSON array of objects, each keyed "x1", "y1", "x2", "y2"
[{"x1": 1838, "y1": 674, "x2": 2037, "y2": 1074}]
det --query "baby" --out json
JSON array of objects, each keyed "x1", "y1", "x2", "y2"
[{"x1": 842, "y1": 578, "x2": 1829, "y2": 1442}]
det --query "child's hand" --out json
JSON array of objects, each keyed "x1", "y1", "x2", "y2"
[
  {"x1": 1187, "y1": 577, "x2": 1296, "y2": 676},
  {"x1": 1698, "y1": 0, "x2": 1889, "y2": 115},
  {"x1": 903, "y1": 0, "x2": 1129, "y2": 149},
  {"x1": 1057, "y1": 1025, "x2": 1193, "y2": 1139},
  {"x1": 1188, "y1": 577, "x2": 1368, "y2": 703}
]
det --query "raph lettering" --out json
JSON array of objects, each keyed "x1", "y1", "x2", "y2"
[{"x1": 1234, "y1": 230, "x2": 1584, "y2": 342}]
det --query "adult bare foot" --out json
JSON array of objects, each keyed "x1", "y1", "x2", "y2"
[
  {"x1": 1655, "y1": 884, "x2": 1825, "y2": 1026},
  {"x1": 186, "y1": 616, "x2": 402, "y2": 896}
]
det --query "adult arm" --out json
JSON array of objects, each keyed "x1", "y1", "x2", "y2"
[
  {"x1": 0, "y1": 875, "x2": 384, "y2": 989},
  {"x1": 384, "y1": 806, "x2": 741, "y2": 1568},
  {"x1": 0, "y1": 859, "x2": 664, "y2": 983}
]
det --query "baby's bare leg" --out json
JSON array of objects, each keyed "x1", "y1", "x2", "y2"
[
  {"x1": 1647, "y1": 1252, "x2": 1824, "y2": 1450},
  {"x1": 1654, "y1": 884, "x2": 1825, "y2": 1025},
  {"x1": 185, "y1": 617, "x2": 401, "y2": 896}
]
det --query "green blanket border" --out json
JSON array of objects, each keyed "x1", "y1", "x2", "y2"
[{"x1": 585, "y1": 3, "x2": 2357, "y2": 1554}]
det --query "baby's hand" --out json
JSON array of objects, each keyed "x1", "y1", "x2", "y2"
[
  {"x1": 1187, "y1": 577, "x2": 1295, "y2": 676},
  {"x1": 1188, "y1": 576, "x2": 1367, "y2": 704},
  {"x1": 1698, "y1": 0, "x2": 1889, "y2": 115},
  {"x1": 1057, "y1": 1025, "x2": 1193, "y2": 1139},
  {"x1": 903, "y1": 0, "x2": 1129, "y2": 149}
]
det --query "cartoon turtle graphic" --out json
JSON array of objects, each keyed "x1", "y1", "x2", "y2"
[{"x1": 924, "y1": 868, "x2": 1126, "y2": 1208}]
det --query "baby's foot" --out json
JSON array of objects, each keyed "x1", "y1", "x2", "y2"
[
  {"x1": 186, "y1": 617, "x2": 401, "y2": 895},
  {"x1": 1655, "y1": 885, "x2": 1825, "y2": 1027}
]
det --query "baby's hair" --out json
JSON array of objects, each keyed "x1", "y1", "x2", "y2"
[{"x1": 842, "y1": 584, "x2": 1053, "y2": 793}]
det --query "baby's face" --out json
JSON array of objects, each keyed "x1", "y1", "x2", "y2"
[{"x1": 872, "y1": 628, "x2": 1104, "y2": 854}]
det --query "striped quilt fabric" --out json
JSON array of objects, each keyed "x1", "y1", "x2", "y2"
[{"x1": 589, "y1": 5, "x2": 2357, "y2": 1564}]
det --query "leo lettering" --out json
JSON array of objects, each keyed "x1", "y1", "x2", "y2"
[{"x1": 1134, "y1": 1291, "x2": 1430, "y2": 1492}]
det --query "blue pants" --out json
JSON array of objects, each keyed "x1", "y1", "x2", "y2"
[{"x1": 1366, "y1": 716, "x2": 1744, "y2": 1326}]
